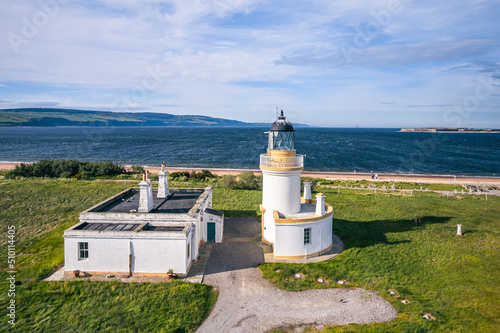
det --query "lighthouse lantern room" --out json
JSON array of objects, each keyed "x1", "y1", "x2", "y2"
[
  {"x1": 260, "y1": 111, "x2": 334, "y2": 260},
  {"x1": 268, "y1": 110, "x2": 295, "y2": 151}
]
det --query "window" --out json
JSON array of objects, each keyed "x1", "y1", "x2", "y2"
[
  {"x1": 187, "y1": 243, "x2": 190, "y2": 259},
  {"x1": 304, "y1": 228, "x2": 311, "y2": 245},
  {"x1": 78, "y1": 242, "x2": 88, "y2": 260}
]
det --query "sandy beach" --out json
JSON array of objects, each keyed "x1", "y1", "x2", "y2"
[{"x1": 1, "y1": 162, "x2": 499, "y2": 185}]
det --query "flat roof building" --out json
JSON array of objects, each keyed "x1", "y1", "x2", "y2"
[{"x1": 64, "y1": 170, "x2": 223, "y2": 277}]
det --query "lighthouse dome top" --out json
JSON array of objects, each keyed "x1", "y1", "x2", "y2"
[{"x1": 270, "y1": 110, "x2": 294, "y2": 132}]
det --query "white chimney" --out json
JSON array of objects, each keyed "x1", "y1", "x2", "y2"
[
  {"x1": 303, "y1": 180, "x2": 312, "y2": 203},
  {"x1": 139, "y1": 173, "x2": 154, "y2": 213},
  {"x1": 315, "y1": 193, "x2": 325, "y2": 216},
  {"x1": 146, "y1": 170, "x2": 153, "y2": 203},
  {"x1": 157, "y1": 162, "x2": 169, "y2": 198}
]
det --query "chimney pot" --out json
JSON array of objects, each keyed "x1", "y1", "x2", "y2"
[
  {"x1": 138, "y1": 176, "x2": 154, "y2": 213},
  {"x1": 303, "y1": 180, "x2": 312, "y2": 203},
  {"x1": 157, "y1": 163, "x2": 170, "y2": 199},
  {"x1": 315, "y1": 193, "x2": 326, "y2": 216}
]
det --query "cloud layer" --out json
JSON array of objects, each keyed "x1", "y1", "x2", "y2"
[{"x1": 1, "y1": 0, "x2": 499, "y2": 127}]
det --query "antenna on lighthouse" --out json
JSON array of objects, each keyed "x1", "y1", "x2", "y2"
[{"x1": 275, "y1": 106, "x2": 279, "y2": 119}]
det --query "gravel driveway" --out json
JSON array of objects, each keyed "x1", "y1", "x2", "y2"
[{"x1": 197, "y1": 217, "x2": 397, "y2": 333}]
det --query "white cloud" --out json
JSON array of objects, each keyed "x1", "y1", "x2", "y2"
[{"x1": 0, "y1": 0, "x2": 499, "y2": 127}]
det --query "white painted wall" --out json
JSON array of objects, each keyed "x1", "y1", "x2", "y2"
[
  {"x1": 65, "y1": 237, "x2": 129, "y2": 273},
  {"x1": 263, "y1": 210, "x2": 276, "y2": 244},
  {"x1": 132, "y1": 237, "x2": 188, "y2": 274},
  {"x1": 273, "y1": 216, "x2": 333, "y2": 258},
  {"x1": 65, "y1": 186, "x2": 221, "y2": 275},
  {"x1": 64, "y1": 235, "x2": 191, "y2": 275},
  {"x1": 261, "y1": 168, "x2": 302, "y2": 243},
  {"x1": 203, "y1": 210, "x2": 224, "y2": 243},
  {"x1": 262, "y1": 169, "x2": 302, "y2": 215}
]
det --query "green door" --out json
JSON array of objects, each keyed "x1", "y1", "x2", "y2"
[{"x1": 207, "y1": 223, "x2": 216, "y2": 242}]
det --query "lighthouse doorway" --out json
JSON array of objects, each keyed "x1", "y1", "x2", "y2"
[{"x1": 207, "y1": 222, "x2": 216, "y2": 242}]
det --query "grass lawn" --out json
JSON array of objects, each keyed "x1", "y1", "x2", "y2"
[
  {"x1": 261, "y1": 188, "x2": 500, "y2": 332},
  {"x1": 0, "y1": 179, "x2": 217, "y2": 332},
  {"x1": 319, "y1": 178, "x2": 467, "y2": 192},
  {"x1": 1, "y1": 177, "x2": 498, "y2": 332}
]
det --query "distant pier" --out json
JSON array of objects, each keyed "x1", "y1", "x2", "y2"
[{"x1": 400, "y1": 127, "x2": 500, "y2": 133}]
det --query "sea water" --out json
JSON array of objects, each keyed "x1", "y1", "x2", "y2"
[{"x1": 0, "y1": 127, "x2": 499, "y2": 176}]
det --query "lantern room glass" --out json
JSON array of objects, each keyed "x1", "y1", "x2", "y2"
[{"x1": 268, "y1": 131, "x2": 294, "y2": 151}]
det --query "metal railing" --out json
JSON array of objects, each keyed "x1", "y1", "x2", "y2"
[{"x1": 260, "y1": 154, "x2": 304, "y2": 169}]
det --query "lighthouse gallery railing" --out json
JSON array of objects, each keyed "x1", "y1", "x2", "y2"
[{"x1": 260, "y1": 154, "x2": 304, "y2": 169}]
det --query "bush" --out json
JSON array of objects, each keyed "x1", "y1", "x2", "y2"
[
  {"x1": 238, "y1": 171, "x2": 261, "y2": 190},
  {"x1": 60, "y1": 171, "x2": 72, "y2": 179},
  {"x1": 200, "y1": 170, "x2": 215, "y2": 179},
  {"x1": 221, "y1": 174, "x2": 238, "y2": 189},
  {"x1": 5, "y1": 160, "x2": 125, "y2": 179},
  {"x1": 170, "y1": 171, "x2": 190, "y2": 180},
  {"x1": 220, "y1": 172, "x2": 261, "y2": 190},
  {"x1": 131, "y1": 165, "x2": 145, "y2": 173},
  {"x1": 170, "y1": 170, "x2": 216, "y2": 181}
]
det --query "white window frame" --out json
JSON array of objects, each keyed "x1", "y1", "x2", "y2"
[
  {"x1": 304, "y1": 228, "x2": 311, "y2": 245},
  {"x1": 78, "y1": 242, "x2": 88, "y2": 260}
]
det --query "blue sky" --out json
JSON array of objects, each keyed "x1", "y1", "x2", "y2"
[{"x1": 1, "y1": 0, "x2": 499, "y2": 127}]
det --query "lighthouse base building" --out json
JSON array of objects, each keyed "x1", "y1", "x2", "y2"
[
  {"x1": 64, "y1": 165, "x2": 224, "y2": 277},
  {"x1": 260, "y1": 112, "x2": 333, "y2": 260}
]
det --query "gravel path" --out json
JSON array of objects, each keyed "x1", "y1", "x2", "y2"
[{"x1": 197, "y1": 218, "x2": 397, "y2": 333}]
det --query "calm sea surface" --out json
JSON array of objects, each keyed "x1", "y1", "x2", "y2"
[{"x1": 0, "y1": 127, "x2": 499, "y2": 176}]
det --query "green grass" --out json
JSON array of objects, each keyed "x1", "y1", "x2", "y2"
[
  {"x1": 260, "y1": 188, "x2": 500, "y2": 332},
  {"x1": 1, "y1": 177, "x2": 499, "y2": 332},
  {"x1": 213, "y1": 187, "x2": 262, "y2": 216},
  {"x1": 0, "y1": 179, "x2": 217, "y2": 332},
  {"x1": 8, "y1": 281, "x2": 216, "y2": 332},
  {"x1": 320, "y1": 178, "x2": 466, "y2": 191}
]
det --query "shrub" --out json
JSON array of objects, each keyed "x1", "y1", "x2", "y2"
[
  {"x1": 60, "y1": 171, "x2": 72, "y2": 179},
  {"x1": 170, "y1": 171, "x2": 190, "y2": 180},
  {"x1": 238, "y1": 171, "x2": 261, "y2": 190},
  {"x1": 221, "y1": 174, "x2": 238, "y2": 189},
  {"x1": 5, "y1": 160, "x2": 124, "y2": 179},
  {"x1": 131, "y1": 165, "x2": 145, "y2": 173},
  {"x1": 200, "y1": 170, "x2": 215, "y2": 179},
  {"x1": 170, "y1": 170, "x2": 216, "y2": 181}
]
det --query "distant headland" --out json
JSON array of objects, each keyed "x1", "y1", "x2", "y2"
[
  {"x1": 400, "y1": 127, "x2": 500, "y2": 133},
  {"x1": 0, "y1": 108, "x2": 310, "y2": 128}
]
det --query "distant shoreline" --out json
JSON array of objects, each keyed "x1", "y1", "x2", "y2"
[
  {"x1": 2, "y1": 161, "x2": 499, "y2": 185},
  {"x1": 400, "y1": 127, "x2": 500, "y2": 133}
]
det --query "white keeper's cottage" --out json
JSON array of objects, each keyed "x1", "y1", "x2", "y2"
[
  {"x1": 64, "y1": 164, "x2": 224, "y2": 277},
  {"x1": 260, "y1": 111, "x2": 334, "y2": 260}
]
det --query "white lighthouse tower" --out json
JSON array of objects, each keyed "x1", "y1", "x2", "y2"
[{"x1": 260, "y1": 111, "x2": 334, "y2": 260}]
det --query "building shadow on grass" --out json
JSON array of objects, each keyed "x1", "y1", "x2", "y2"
[
  {"x1": 334, "y1": 216, "x2": 452, "y2": 250},
  {"x1": 203, "y1": 216, "x2": 452, "y2": 275}
]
